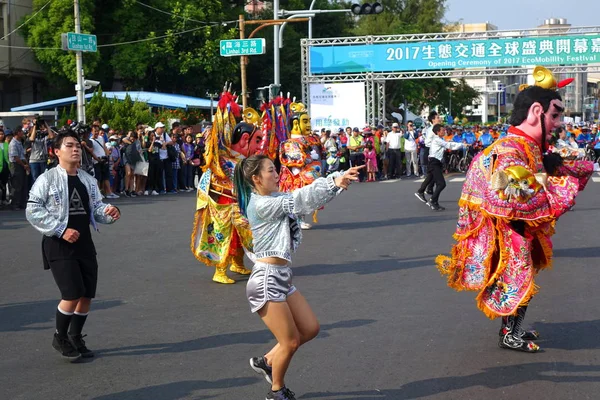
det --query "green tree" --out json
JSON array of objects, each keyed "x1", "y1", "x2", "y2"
[
  {"x1": 101, "y1": 0, "x2": 243, "y2": 94},
  {"x1": 20, "y1": 0, "x2": 245, "y2": 98},
  {"x1": 20, "y1": 0, "x2": 99, "y2": 84},
  {"x1": 245, "y1": 0, "x2": 356, "y2": 105}
]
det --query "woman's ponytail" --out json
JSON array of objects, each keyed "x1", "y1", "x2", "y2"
[
  {"x1": 233, "y1": 154, "x2": 270, "y2": 217},
  {"x1": 234, "y1": 158, "x2": 252, "y2": 217}
]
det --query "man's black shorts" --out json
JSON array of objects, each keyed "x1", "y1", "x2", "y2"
[
  {"x1": 93, "y1": 162, "x2": 110, "y2": 182},
  {"x1": 49, "y1": 258, "x2": 98, "y2": 300}
]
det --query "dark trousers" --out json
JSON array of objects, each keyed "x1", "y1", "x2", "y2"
[
  {"x1": 148, "y1": 159, "x2": 164, "y2": 192},
  {"x1": 418, "y1": 158, "x2": 446, "y2": 205},
  {"x1": 183, "y1": 164, "x2": 194, "y2": 188},
  {"x1": 387, "y1": 149, "x2": 402, "y2": 178},
  {"x1": 10, "y1": 163, "x2": 28, "y2": 208},
  {"x1": 0, "y1": 165, "x2": 9, "y2": 202},
  {"x1": 178, "y1": 165, "x2": 187, "y2": 189},
  {"x1": 162, "y1": 159, "x2": 174, "y2": 192},
  {"x1": 349, "y1": 152, "x2": 365, "y2": 181},
  {"x1": 422, "y1": 147, "x2": 435, "y2": 193}
]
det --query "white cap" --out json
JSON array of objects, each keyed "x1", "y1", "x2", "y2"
[
  {"x1": 145, "y1": 126, "x2": 155, "y2": 133},
  {"x1": 101, "y1": 123, "x2": 109, "y2": 130},
  {"x1": 154, "y1": 122, "x2": 165, "y2": 129},
  {"x1": 392, "y1": 122, "x2": 399, "y2": 128}
]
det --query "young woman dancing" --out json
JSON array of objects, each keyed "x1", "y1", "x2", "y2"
[{"x1": 234, "y1": 155, "x2": 362, "y2": 400}]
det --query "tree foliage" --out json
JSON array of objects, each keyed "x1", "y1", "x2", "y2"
[
  {"x1": 19, "y1": 0, "x2": 479, "y2": 119},
  {"x1": 85, "y1": 88, "x2": 154, "y2": 131},
  {"x1": 20, "y1": 0, "x2": 99, "y2": 84}
]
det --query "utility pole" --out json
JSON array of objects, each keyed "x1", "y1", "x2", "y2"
[
  {"x1": 273, "y1": 0, "x2": 280, "y2": 85},
  {"x1": 74, "y1": 0, "x2": 85, "y2": 123},
  {"x1": 239, "y1": 14, "x2": 248, "y2": 109}
]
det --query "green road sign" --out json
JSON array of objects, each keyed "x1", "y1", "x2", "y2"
[
  {"x1": 61, "y1": 32, "x2": 97, "y2": 52},
  {"x1": 220, "y1": 39, "x2": 266, "y2": 57}
]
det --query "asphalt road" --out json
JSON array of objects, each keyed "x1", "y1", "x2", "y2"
[{"x1": 2, "y1": 174, "x2": 600, "y2": 400}]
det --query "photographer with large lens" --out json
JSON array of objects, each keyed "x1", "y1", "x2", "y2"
[{"x1": 90, "y1": 124, "x2": 119, "y2": 199}]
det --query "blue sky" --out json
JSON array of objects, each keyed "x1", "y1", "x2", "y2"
[{"x1": 444, "y1": 0, "x2": 597, "y2": 30}]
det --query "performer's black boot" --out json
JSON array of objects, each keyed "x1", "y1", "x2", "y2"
[
  {"x1": 498, "y1": 307, "x2": 540, "y2": 353},
  {"x1": 499, "y1": 305, "x2": 540, "y2": 340}
]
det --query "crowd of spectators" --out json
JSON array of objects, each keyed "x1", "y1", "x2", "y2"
[
  {"x1": 2, "y1": 115, "x2": 599, "y2": 211},
  {"x1": 0, "y1": 117, "x2": 207, "y2": 211},
  {"x1": 316, "y1": 120, "x2": 600, "y2": 182}
]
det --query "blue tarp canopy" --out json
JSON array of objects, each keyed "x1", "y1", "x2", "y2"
[{"x1": 11, "y1": 91, "x2": 212, "y2": 112}]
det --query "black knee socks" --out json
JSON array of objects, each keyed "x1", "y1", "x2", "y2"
[
  {"x1": 55, "y1": 307, "x2": 73, "y2": 338},
  {"x1": 68, "y1": 312, "x2": 88, "y2": 336}
]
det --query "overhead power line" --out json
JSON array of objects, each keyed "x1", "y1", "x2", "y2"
[
  {"x1": 1, "y1": 0, "x2": 54, "y2": 40},
  {"x1": 134, "y1": 0, "x2": 238, "y2": 26},
  {"x1": 0, "y1": 0, "x2": 239, "y2": 51}
]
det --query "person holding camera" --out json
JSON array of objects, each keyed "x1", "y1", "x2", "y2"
[
  {"x1": 90, "y1": 125, "x2": 119, "y2": 199},
  {"x1": 26, "y1": 130, "x2": 120, "y2": 362},
  {"x1": 26, "y1": 117, "x2": 50, "y2": 182},
  {"x1": 9, "y1": 126, "x2": 30, "y2": 210}
]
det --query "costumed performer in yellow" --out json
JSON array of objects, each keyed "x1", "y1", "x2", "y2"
[
  {"x1": 436, "y1": 67, "x2": 594, "y2": 352},
  {"x1": 191, "y1": 87, "x2": 265, "y2": 284}
]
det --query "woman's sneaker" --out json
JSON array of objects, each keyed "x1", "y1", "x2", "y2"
[
  {"x1": 52, "y1": 333, "x2": 81, "y2": 362},
  {"x1": 250, "y1": 356, "x2": 272, "y2": 384},
  {"x1": 266, "y1": 386, "x2": 296, "y2": 400}
]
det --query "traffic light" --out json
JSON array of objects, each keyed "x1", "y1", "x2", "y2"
[{"x1": 350, "y1": 2, "x2": 383, "y2": 15}]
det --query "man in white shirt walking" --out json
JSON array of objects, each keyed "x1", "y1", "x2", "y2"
[
  {"x1": 415, "y1": 124, "x2": 466, "y2": 211},
  {"x1": 423, "y1": 111, "x2": 442, "y2": 193}
]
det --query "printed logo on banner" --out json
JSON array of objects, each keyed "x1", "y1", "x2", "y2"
[{"x1": 309, "y1": 82, "x2": 366, "y2": 130}]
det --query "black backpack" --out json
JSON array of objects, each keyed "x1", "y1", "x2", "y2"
[
  {"x1": 164, "y1": 133, "x2": 178, "y2": 162},
  {"x1": 125, "y1": 142, "x2": 142, "y2": 163}
]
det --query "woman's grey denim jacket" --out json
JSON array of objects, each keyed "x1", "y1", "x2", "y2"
[
  {"x1": 26, "y1": 165, "x2": 116, "y2": 238},
  {"x1": 247, "y1": 172, "x2": 341, "y2": 263}
]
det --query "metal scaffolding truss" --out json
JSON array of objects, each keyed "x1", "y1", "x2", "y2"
[
  {"x1": 300, "y1": 26, "x2": 600, "y2": 124},
  {"x1": 303, "y1": 26, "x2": 600, "y2": 47},
  {"x1": 376, "y1": 81, "x2": 385, "y2": 126},
  {"x1": 303, "y1": 65, "x2": 600, "y2": 83}
]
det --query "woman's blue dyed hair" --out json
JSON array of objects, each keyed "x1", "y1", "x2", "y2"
[{"x1": 233, "y1": 154, "x2": 270, "y2": 217}]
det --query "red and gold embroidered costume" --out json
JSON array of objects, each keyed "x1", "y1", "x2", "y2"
[{"x1": 436, "y1": 67, "x2": 594, "y2": 352}]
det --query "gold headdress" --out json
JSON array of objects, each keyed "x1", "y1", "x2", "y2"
[
  {"x1": 518, "y1": 66, "x2": 574, "y2": 91},
  {"x1": 290, "y1": 102, "x2": 307, "y2": 114}
]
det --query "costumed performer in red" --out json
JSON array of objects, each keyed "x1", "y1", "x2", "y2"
[{"x1": 436, "y1": 66, "x2": 594, "y2": 352}]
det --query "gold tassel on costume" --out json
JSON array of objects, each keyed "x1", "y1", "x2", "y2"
[{"x1": 312, "y1": 210, "x2": 319, "y2": 224}]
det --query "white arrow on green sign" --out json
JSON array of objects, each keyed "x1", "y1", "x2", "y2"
[
  {"x1": 220, "y1": 39, "x2": 266, "y2": 57},
  {"x1": 61, "y1": 32, "x2": 97, "y2": 52}
]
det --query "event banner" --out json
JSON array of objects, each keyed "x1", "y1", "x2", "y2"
[
  {"x1": 309, "y1": 82, "x2": 366, "y2": 131},
  {"x1": 309, "y1": 34, "x2": 600, "y2": 74}
]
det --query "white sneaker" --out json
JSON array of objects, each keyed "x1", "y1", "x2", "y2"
[
  {"x1": 300, "y1": 222, "x2": 312, "y2": 230},
  {"x1": 144, "y1": 191, "x2": 149, "y2": 196},
  {"x1": 106, "y1": 193, "x2": 120, "y2": 199},
  {"x1": 151, "y1": 190, "x2": 159, "y2": 196}
]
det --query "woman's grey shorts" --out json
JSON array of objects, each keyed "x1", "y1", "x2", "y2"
[{"x1": 246, "y1": 262, "x2": 297, "y2": 313}]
